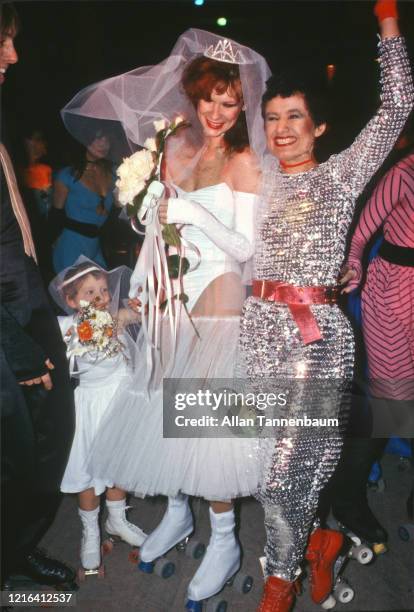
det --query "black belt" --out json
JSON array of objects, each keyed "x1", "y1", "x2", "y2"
[
  {"x1": 64, "y1": 217, "x2": 100, "y2": 238},
  {"x1": 378, "y1": 239, "x2": 414, "y2": 267}
]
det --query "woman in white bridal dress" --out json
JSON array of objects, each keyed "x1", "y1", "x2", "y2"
[{"x1": 61, "y1": 29, "x2": 270, "y2": 609}]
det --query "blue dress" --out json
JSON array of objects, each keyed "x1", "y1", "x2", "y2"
[{"x1": 52, "y1": 167, "x2": 114, "y2": 272}]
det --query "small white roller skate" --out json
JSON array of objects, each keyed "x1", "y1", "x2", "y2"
[
  {"x1": 78, "y1": 507, "x2": 105, "y2": 580},
  {"x1": 103, "y1": 498, "x2": 147, "y2": 563}
]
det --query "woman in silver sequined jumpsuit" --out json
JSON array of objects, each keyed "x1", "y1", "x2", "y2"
[{"x1": 238, "y1": 4, "x2": 414, "y2": 610}]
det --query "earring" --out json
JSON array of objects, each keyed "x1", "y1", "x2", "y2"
[{"x1": 242, "y1": 105, "x2": 247, "y2": 111}]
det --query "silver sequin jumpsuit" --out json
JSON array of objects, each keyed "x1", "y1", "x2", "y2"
[{"x1": 239, "y1": 37, "x2": 413, "y2": 581}]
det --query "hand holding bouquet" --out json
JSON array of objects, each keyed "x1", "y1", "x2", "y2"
[
  {"x1": 116, "y1": 116, "x2": 194, "y2": 305},
  {"x1": 116, "y1": 116, "x2": 188, "y2": 247}
]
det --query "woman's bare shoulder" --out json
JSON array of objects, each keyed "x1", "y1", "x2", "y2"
[{"x1": 225, "y1": 147, "x2": 261, "y2": 193}]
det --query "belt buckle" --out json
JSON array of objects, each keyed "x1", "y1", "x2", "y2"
[{"x1": 325, "y1": 286, "x2": 337, "y2": 303}]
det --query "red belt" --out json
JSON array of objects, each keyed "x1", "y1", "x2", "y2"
[{"x1": 252, "y1": 280, "x2": 339, "y2": 345}]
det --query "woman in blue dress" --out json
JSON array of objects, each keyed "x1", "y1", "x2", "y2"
[{"x1": 52, "y1": 132, "x2": 114, "y2": 273}]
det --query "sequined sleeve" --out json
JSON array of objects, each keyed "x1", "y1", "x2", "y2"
[{"x1": 336, "y1": 37, "x2": 413, "y2": 198}]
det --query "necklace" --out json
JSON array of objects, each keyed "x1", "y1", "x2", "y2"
[
  {"x1": 195, "y1": 147, "x2": 227, "y2": 177},
  {"x1": 280, "y1": 158, "x2": 314, "y2": 170}
]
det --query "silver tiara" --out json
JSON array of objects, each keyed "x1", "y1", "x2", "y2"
[{"x1": 204, "y1": 39, "x2": 246, "y2": 65}]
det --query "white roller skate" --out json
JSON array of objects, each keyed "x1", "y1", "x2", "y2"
[
  {"x1": 104, "y1": 498, "x2": 147, "y2": 548},
  {"x1": 185, "y1": 507, "x2": 252, "y2": 611},
  {"x1": 139, "y1": 494, "x2": 194, "y2": 578},
  {"x1": 78, "y1": 507, "x2": 104, "y2": 580}
]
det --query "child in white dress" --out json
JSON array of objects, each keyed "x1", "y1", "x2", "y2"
[{"x1": 49, "y1": 257, "x2": 146, "y2": 575}]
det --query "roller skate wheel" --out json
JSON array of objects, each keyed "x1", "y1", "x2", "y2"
[
  {"x1": 372, "y1": 542, "x2": 387, "y2": 555},
  {"x1": 139, "y1": 560, "x2": 154, "y2": 574},
  {"x1": 205, "y1": 595, "x2": 228, "y2": 612},
  {"x1": 334, "y1": 581, "x2": 354, "y2": 603},
  {"x1": 185, "y1": 539, "x2": 206, "y2": 560},
  {"x1": 352, "y1": 544, "x2": 373, "y2": 565},
  {"x1": 232, "y1": 572, "x2": 253, "y2": 594},
  {"x1": 128, "y1": 549, "x2": 140, "y2": 564},
  {"x1": 398, "y1": 524, "x2": 414, "y2": 542},
  {"x1": 321, "y1": 594, "x2": 336, "y2": 609},
  {"x1": 154, "y1": 558, "x2": 175, "y2": 579},
  {"x1": 78, "y1": 564, "x2": 105, "y2": 580},
  {"x1": 101, "y1": 539, "x2": 114, "y2": 555},
  {"x1": 185, "y1": 599, "x2": 202, "y2": 612}
]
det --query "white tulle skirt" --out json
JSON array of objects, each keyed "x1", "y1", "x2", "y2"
[{"x1": 88, "y1": 316, "x2": 260, "y2": 501}]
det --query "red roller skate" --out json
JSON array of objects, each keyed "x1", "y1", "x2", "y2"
[
  {"x1": 306, "y1": 527, "x2": 354, "y2": 609},
  {"x1": 257, "y1": 575, "x2": 300, "y2": 612}
]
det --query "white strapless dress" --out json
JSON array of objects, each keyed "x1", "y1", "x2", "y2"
[
  {"x1": 88, "y1": 184, "x2": 259, "y2": 501},
  {"x1": 170, "y1": 183, "x2": 244, "y2": 310}
]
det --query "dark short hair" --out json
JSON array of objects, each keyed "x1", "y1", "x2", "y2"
[
  {"x1": 262, "y1": 65, "x2": 330, "y2": 127},
  {"x1": 181, "y1": 55, "x2": 248, "y2": 153},
  {"x1": 0, "y1": 3, "x2": 20, "y2": 37}
]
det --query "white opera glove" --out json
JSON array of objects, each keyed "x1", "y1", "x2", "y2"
[
  {"x1": 166, "y1": 192, "x2": 257, "y2": 263},
  {"x1": 129, "y1": 239, "x2": 149, "y2": 301}
]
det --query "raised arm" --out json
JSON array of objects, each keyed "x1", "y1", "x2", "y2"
[
  {"x1": 338, "y1": 0, "x2": 413, "y2": 197},
  {"x1": 375, "y1": 0, "x2": 400, "y2": 38}
]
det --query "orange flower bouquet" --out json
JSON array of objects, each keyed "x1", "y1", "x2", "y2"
[{"x1": 69, "y1": 299, "x2": 124, "y2": 359}]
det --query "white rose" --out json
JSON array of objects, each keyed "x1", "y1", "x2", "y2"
[
  {"x1": 144, "y1": 137, "x2": 157, "y2": 152},
  {"x1": 173, "y1": 115, "x2": 185, "y2": 127},
  {"x1": 99, "y1": 311, "x2": 112, "y2": 325},
  {"x1": 116, "y1": 149, "x2": 155, "y2": 206},
  {"x1": 153, "y1": 118, "x2": 168, "y2": 133}
]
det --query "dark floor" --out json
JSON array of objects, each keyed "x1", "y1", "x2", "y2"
[{"x1": 18, "y1": 453, "x2": 414, "y2": 611}]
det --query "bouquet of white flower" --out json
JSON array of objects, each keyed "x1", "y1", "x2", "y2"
[
  {"x1": 116, "y1": 116, "x2": 198, "y2": 379},
  {"x1": 117, "y1": 116, "x2": 195, "y2": 294},
  {"x1": 67, "y1": 299, "x2": 124, "y2": 360},
  {"x1": 116, "y1": 116, "x2": 187, "y2": 250},
  {"x1": 116, "y1": 149, "x2": 155, "y2": 209}
]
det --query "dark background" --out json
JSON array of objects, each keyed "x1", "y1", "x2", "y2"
[{"x1": 3, "y1": 0, "x2": 414, "y2": 168}]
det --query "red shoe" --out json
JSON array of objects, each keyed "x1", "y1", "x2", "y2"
[
  {"x1": 257, "y1": 575, "x2": 300, "y2": 612},
  {"x1": 305, "y1": 528, "x2": 344, "y2": 604}
]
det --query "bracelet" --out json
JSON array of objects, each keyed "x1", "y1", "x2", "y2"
[{"x1": 374, "y1": 0, "x2": 398, "y2": 23}]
